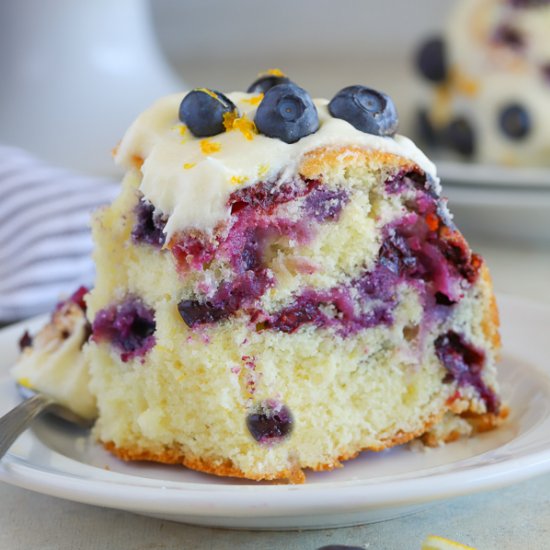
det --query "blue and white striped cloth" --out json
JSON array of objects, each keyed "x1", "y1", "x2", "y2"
[{"x1": 0, "y1": 146, "x2": 119, "y2": 322}]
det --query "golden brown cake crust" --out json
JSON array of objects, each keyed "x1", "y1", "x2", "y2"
[
  {"x1": 480, "y1": 264, "x2": 501, "y2": 352},
  {"x1": 299, "y1": 146, "x2": 417, "y2": 181},
  {"x1": 102, "y1": 405, "x2": 505, "y2": 484}
]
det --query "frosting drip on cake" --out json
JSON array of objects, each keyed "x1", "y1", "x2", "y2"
[{"x1": 115, "y1": 93, "x2": 437, "y2": 238}]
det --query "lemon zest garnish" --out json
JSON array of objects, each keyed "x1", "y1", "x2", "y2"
[
  {"x1": 179, "y1": 125, "x2": 187, "y2": 136},
  {"x1": 111, "y1": 142, "x2": 120, "y2": 158},
  {"x1": 230, "y1": 175, "x2": 248, "y2": 185},
  {"x1": 18, "y1": 377, "x2": 32, "y2": 389},
  {"x1": 422, "y1": 535, "x2": 477, "y2": 550},
  {"x1": 223, "y1": 110, "x2": 238, "y2": 132},
  {"x1": 242, "y1": 93, "x2": 264, "y2": 106},
  {"x1": 257, "y1": 164, "x2": 270, "y2": 178},
  {"x1": 195, "y1": 87, "x2": 220, "y2": 101},
  {"x1": 183, "y1": 162, "x2": 196, "y2": 170},
  {"x1": 200, "y1": 139, "x2": 221, "y2": 155},
  {"x1": 266, "y1": 68, "x2": 285, "y2": 77},
  {"x1": 131, "y1": 155, "x2": 144, "y2": 170},
  {"x1": 232, "y1": 115, "x2": 257, "y2": 141},
  {"x1": 223, "y1": 112, "x2": 257, "y2": 141}
]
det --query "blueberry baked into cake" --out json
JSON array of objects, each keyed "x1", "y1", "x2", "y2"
[
  {"x1": 14, "y1": 70, "x2": 504, "y2": 483},
  {"x1": 416, "y1": 0, "x2": 550, "y2": 165}
]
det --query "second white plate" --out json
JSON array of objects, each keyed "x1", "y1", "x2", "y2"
[
  {"x1": 1, "y1": 295, "x2": 550, "y2": 530},
  {"x1": 437, "y1": 160, "x2": 550, "y2": 189}
]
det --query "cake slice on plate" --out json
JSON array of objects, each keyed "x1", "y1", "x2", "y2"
[{"x1": 15, "y1": 72, "x2": 504, "y2": 483}]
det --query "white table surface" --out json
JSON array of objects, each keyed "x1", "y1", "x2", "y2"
[{"x1": 1, "y1": 237, "x2": 550, "y2": 550}]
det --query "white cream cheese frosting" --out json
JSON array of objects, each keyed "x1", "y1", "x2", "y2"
[{"x1": 115, "y1": 92, "x2": 438, "y2": 239}]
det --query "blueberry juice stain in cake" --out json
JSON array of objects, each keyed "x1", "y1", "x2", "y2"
[
  {"x1": 132, "y1": 198, "x2": 167, "y2": 247},
  {"x1": 174, "y1": 177, "x2": 348, "y2": 328},
  {"x1": 92, "y1": 297, "x2": 156, "y2": 362},
  {"x1": 172, "y1": 168, "x2": 482, "y2": 340},
  {"x1": 435, "y1": 331, "x2": 500, "y2": 413},
  {"x1": 267, "y1": 170, "x2": 480, "y2": 335}
]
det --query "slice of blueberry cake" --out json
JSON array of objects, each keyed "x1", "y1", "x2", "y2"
[
  {"x1": 85, "y1": 71, "x2": 503, "y2": 483},
  {"x1": 415, "y1": 0, "x2": 550, "y2": 165}
]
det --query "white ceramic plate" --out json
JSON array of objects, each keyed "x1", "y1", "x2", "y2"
[
  {"x1": 1, "y1": 295, "x2": 550, "y2": 530},
  {"x1": 437, "y1": 160, "x2": 550, "y2": 190}
]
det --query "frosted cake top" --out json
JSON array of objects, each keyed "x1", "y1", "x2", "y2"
[{"x1": 115, "y1": 72, "x2": 437, "y2": 238}]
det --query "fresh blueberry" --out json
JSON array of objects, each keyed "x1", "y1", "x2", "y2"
[
  {"x1": 499, "y1": 104, "x2": 531, "y2": 140},
  {"x1": 328, "y1": 85, "x2": 398, "y2": 137},
  {"x1": 246, "y1": 400, "x2": 293, "y2": 444},
  {"x1": 254, "y1": 83, "x2": 319, "y2": 143},
  {"x1": 178, "y1": 89, "x2": 238, "y2": 137},
  {"x1": 416, "y1": 36, "x2": 447, "y2": 82},
  {"x1": 247, "y1": 74, "x2": 291, "y2": 94},
  {"x1": 444, "y1": 117, "x2": 475, "y2": 157}
]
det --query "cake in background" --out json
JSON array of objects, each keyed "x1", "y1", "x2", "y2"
[
  {"x1": 416, "y1": 0, "x2": 550, "y2": 166},
  {"x1": 13, "y1": 71, "x2": 504, "y2": 483}
]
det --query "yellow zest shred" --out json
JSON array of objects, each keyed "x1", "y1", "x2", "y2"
[
  {"x1": 230, "y1": 175, "x2": 248, "y2": 185},
  {"x1": 183, "y1": 162, "x2": 196, "y2": 170},
  {"x1": 131, "y1": 155, "x2": 144, "y2": 170},
  {"x1": 179, "y1": 125, "x2": 187, "y2": 136},
  {"x1": 223, "y1": 110, "x2": 238, "y2": 132},
  {"x1": 195, "y1": 87, "x2": 220, "y2": 101},
  {"x1": 200, "y1": 139, "x2": 222, "y2": 155},
  {"x1": 18, "y1": 377, "x2": 32, "y2": 388},
  {"x1": 232, "y1": 115, "x2": 257, "y2": 141},
  {"x1": 266, "y1": 68, "x2": 285, "y2": 77},
  {"x1": 223, "y1": 112, "x2": 257, "y2": 141},
  {"x1": 243, "y1": 93, "x2": 264, "y2": 106},
  {"x1": 421, "y1": 534, "x2": 477, "y2": 550},
  {"x1": 257, "y1": 164, "x2": 270, "y2": 178}
]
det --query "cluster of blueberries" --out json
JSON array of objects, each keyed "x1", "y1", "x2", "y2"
[
  {"x1": 178, "y1": 72, "x2": 399, "y2": 145},
  {"x1": 416, "y1": 37, "x2": 532, "y2": 157}
]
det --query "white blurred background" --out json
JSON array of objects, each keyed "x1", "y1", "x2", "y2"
[
  {"x1": 0, "y1": 0, "x2": 548, "y2": 318},
  {"x1": 0, "y1": 0, "x2": 455, "y2": 177},
  {"x1": 153, "y1": 0, "x2": 453, "y2": 94}
]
